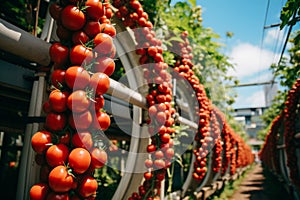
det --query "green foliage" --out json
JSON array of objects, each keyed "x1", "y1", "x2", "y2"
[
  {"x1": 0, "y1": 0, "x2": 47, "y2": 35},
  {"x1": 226, "y1": 114, "x2": 248, "y2": 141},
  {"x1": 280, "y1": 0, "x2": 300, "y2": 29},
  {"x1": 260, "y1": 30, "x2": 300, "y2": 139},
  {"x1": 142, "y1": 0, "x2": 238, "y2": 111}
]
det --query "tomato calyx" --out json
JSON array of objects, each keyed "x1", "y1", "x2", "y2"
[{"x1": 85, "y1": 88, "x2": 97, "y2": 103}]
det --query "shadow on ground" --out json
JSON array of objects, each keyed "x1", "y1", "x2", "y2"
[{"x1": 239, "y1": 165, "x2": 293, "y2": 200}]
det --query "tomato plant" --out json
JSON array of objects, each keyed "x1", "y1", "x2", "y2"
[
  {"x1": 61, "y1": 5, "x2": 86, "y2": 31},
  {"x1": 49, "y1": 43, "x2": 69, "y2": 67},
  {"x1": 67, "y1": 90, "x2": 91, "y2": 113},
  {"x1": 90, "y1": 148, "x2": 107, "y2": 169},
  {"x1": 48, "y1": 165, "x2": 74, "y2": 193},
  {"x1": 46, "y1": 144, "x2": 69, "y2": 167},
  {"x1": 69, "y1": 44, "x2": 93, "y2": 66},
  {"x1": 65, "y1": 66, "x2": 90, "y2": 90},
  {"x1": 93, "y1": 33, "x2": 114, "y2": 55},
  {"x1": 93, "y1": 56, "x2": 115, "y2": 76},
  {"x1": 78, "y1": 176, "x2": 98, "y2": 198},
  {"x1": 49, "y1": 90, "x2": 69, "y2": 113},
  {"x1": 51, "y1": 69, "x2": 66, "y2": 88},
  {"x1": 29, "y1": 183, "x2": 49, "y2": 200},
  {"x1": 68, "y1": 148, "x2": 91, "y2": 174},
  {"x1": 68, "y1": 110, "x2": 93, "y2": 130},
  {"x1": 89, "y1": 72, "x2": 110, "y2": 95},
  {"x1": 45, "y1": 112, "x2": 67, "y2": 132},
  {"x1": 46, "y1": 192, "x2": 70, "y2": 200},
  {"x1": 85, "y1": 0, "x2": 105, "y2": 20},
  {"x1": 71, "y1": 131, "x2": 93, "y2": 150},
  {"x1": 92, "y1": 111, "x2": 111, "y2": 131},
  {"x1": 31, "y1": 131, "x2": 52, "y2": 154}
]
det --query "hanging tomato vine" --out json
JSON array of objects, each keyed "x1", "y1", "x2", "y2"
[
  {"x1": 30, "y1": 0, "x2": 116, "y2": 199},
  {"x1": 113, "y1": 0, "x2": 177, "y2": 199}
]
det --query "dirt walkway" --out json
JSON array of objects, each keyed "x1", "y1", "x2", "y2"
[{"x1": 229, "y1": 164, "x2": 292, "y2": 200}]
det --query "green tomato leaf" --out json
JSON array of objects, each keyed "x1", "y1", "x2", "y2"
[{"x1": 187, "y1": 0, "x2": 196, "y2": 7}]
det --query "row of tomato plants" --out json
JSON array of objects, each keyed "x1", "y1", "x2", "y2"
[
  {"x1": 113, "y1": 1, "x2": 254, "y2": 199},
  {"x1": 260, "y1": 78, "x2": 300, "y2": 189},
  {"x1": 28, "y1": 0, "x2": 254, "y2": 199}
]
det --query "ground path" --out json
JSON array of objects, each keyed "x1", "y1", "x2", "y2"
[{"x1": 229, "y1": 164, "x2": 293, "y2": 200}]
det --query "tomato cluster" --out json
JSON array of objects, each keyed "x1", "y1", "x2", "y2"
[
  {"x1": 211, "y1": 104, "x2": 253, "y2": 176},
  {"x1": 284, "y1": 79, "x2": 300, "y2": 187},
  {"x1": 259, "y1": 115, "x2": 282, "y2": 173},
  {"x1": 113, "y1": 0, "x2": 177, "y2": 199},
  {"x1": 30, "y1": 0, "x2": 116, "y2": 199},
  {"x1": 210, "y1": 108, "x2": 222, "y2": 173},
  {"x1": 260, "y1": 78, "x2": 300, "y2": 188},
  {"x1": 165, "y1": 29, "x2": 253, "y2": 182},
  {"x1": 167, "y1": 31, "x2": 211, "y2": 181}
]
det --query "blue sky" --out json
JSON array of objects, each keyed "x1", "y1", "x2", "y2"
[{"x1": 196, "y1": 0, "x2": 291, "y2": 108}]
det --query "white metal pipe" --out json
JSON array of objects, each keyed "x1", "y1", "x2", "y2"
[
  {"x1": 0, "y1": 19, "x2": 51, "y2": 66},
  {"x1": 107, "y1": 78, "x2": 148, "y2": 110}
]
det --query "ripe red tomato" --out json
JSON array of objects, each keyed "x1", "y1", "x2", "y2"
[
  {"x1": 93, "y1": 56, "x2": 115, "y2": 76},
  {"x1": 48, "y1": 165, "x2": 74, "y2": 193},
  {"x1": 90, "y1": 95, "x2": 105, "y2": 112},
  {"x1": 49, "y1": 43, "x2": 69, "y2": 66},
  {"x1": 65, "y1": 66, "x2": 90, "y2": 90},
  {"x1": 100, "y1": 15, "x2": 111, "y2": 24},
  {"x1": 154, "y1": 159, "x2": 165, "y2": 169},
  {"x1": 70, "y1": 44, "x2": 93, "y2": 65},
  {"x1": 156, "y1": 171, "x2": 166, "y2": 181},
  {"x1": 68, "y1": 148, "x2": 91, "y2": 174},
  {"x1": 56, "y1": 25, "x2": 71, "y2": 41},
  {"x1": 143, "y1": 172, "x2": 153, "y2": 180},
  {"x1": 154, "y1": 150, "x2": 164, "y2": 159},
  {"x1": 90, "y1": 147, "x2": 107, "y2": 168},
  {"x1": 165, "y1": 148, "x2": 174, "y2": 160},
  {"x1": 99, "y1": 23, "x2": 116, "y2": 37},
  {"x1": 49, "y1": 3, "x2": 62, "y2": 21},
  {"x1": 93, "y1": 33, "x2": 114, "y2": 55},
  {"x1": 105, "y1": 8, "x2": 113, "y2": 19},
  {"x1": 71, "y1": 131, "x2": 93, "y2": 150},
  {"x1": 46, "y1": 192, "x2": 70, "y2": 200},
  {"x1": 92, "y1": 111, "x2": 111, "y2": 131},
  {"x1": 156, "y1": 111, "x2": 166, "y2": 125},
  {"x1": 130, "y1": 0, "x2": 142, "y2": 10},
  {"x1": 85, "y1": 0, "x2": 104, "y2": 20},
  {"x1": 49, "y1": 90, "x2": 69, "y2": 113},
  {"x1": 89, "y1": 72, "x2": 110, "y2": 95},
  {"x1": 29, "y1": 183, "x2": 49, "y2": 200},
  {"x1": 31, "y1": 131, "x2": 52, "y2": 154},
  {"x1": 160, "y1": 133, "x2": 170, "y2": 144},
  {"x1": 51, "y1": 69, "x2": 66, "y2": 89},
  {"x1": 72, "y1": 31, "x2": 89, "y2": 45},
  {"x1": 147, "y1": 144, "x2": 156, "y2": 153},
  {"x1": 61, "y1": 5, "x2": 86, "y2": 31},
  {"x1": 84, "y1": 20, "x2": 101, "y2": 38},
  {"x1": 45, "y1": 112, "x2": 67, "y2": 132},
  {"x1": 42, "y1": 101, "x2": 52, "y2": 113},
  {"x1": 59, "y1": 131, "x2": 71, "y2": 145},
  {"x1": 68, "y1": 110, "x2": 93, "y2": 130},
  {"x1": 46, "y1": 144, "x2": 69, "y2": 167},
  {"x1": 78, "y1": 176, "x2": 98, "y2": 198},
  {"x1": 144, "y1": 159, "x2": 153, "y2": 168},
  {"x1": 67, "y1": 90, "x2": 91, "y2": 113}
]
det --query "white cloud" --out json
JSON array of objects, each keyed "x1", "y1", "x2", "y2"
[
  {"x1": 227, "y1": 43, "x2": 279, "y2": 79},
  {"x1": 264, "y1": 28, "x2": 285, "y2": 46},
  {"x1": 234, "y1": 90, "x2": 266, "y2": 108}
]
